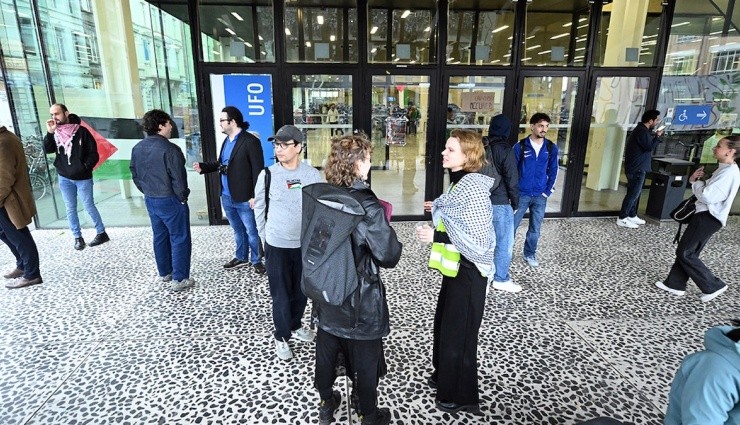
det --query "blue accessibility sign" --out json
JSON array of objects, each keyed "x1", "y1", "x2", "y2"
[{"x1": 673, "y1": 105, "x2": 712, "y2": 125}]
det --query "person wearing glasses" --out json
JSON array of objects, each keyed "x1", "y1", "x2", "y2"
[
  {"x1": 194, "y1": 106, "x2": 266, "y2": 274},
  {"x1": 253, "y1": 125, "x2": 321, "y2": 361}
]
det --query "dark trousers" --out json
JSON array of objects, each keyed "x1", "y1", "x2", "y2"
[
  {"x1": 315, "y1": 328, "x2": 384, "y2": 417},
  {"x1": 619, "y1": 171, "x2": 646, "y2": 219},
  {"x1": 265, "y1": 244, "x2": 306, "y2": 341},
  {"x1": 432, "y1": 265, "x2": 486, "y2": 405},
  {"x1": 144, "y1": 196, "x2": 191, "y2": 281},
  {"x1": 0, "y1": 207, "x2": 40, "y2": 279},
  {"x1": 665, "y1": 212, "x2": 725, "y2": 294}
]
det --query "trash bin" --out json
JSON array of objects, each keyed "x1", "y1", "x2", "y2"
[{"x1": 645, "y1": 158, "x2": 693, "y2": 220}]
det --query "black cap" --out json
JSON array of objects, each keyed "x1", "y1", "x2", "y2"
[{"x1": 268, "y1": 125, "x2": 304, "y2": 143}]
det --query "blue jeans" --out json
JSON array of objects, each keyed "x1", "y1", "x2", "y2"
[
  {"x1": 222, "y1": 194, "x2": 261, "y2": 264},
  {"x1": 0, "y1": 207, "x2": 41, "y2": 279},
  {"x1": 492, "y1": 204, "x2": 515, "y2": 282},
  {"x1": 513, "y1": 195, "x2": 547, "y2": 259},
  {"x1": 58, "y1": 175, "x2": 105, "y2": 238},
  {"x1": 144, "y1": 196, "x2": 191, "y2": 281},
  {"x1": 619, "y1": 171, "x2": 646, "y2": 219}
]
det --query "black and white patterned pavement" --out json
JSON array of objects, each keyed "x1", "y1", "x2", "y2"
[{"x1": 0, "y1": 217, "x2": 738, "y2": 424}]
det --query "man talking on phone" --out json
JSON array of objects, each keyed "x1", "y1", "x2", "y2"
[{"x1": 617, "y1": 109, "x2": 664, "y2": 228}]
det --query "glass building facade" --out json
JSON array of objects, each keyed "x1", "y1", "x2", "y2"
[{"x1": 0, "y1": 0, "x2": 738, "y2": 228}]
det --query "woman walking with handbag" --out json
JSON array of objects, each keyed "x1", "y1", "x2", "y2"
[
  {"x1": 655, "y1": 135, "x2": 740, "y2": 302},
  {"x1": 416, "y1": 129, "x2": 495, "y2": 415}
]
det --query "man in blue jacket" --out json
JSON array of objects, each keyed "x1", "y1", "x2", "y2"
[
  {"x1": 617, "y1": 110, "x2": 663, "y2": 228},
  {"x1": 513, "y1": 113, "x2": 558, "y2": 268}
]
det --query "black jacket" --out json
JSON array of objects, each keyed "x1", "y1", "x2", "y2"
[
  {"x1": 43, "y1": 126, "x2": 98, "y2": 180},
  {"x1": 130, "y1": 134, "x2": 190, "y2": 202},
  {"x1": 314, "y1": 181, "x2": 403, "y2": 340},
  {"x1": 488, "y1": 137, "x2": 519, "y2": 209},
  {"x1": 624, "y1": 123, "x2": 661, "y2": 174},
  {"x1": 198, "y1": 130, "x2": 264, "y2": 202}
]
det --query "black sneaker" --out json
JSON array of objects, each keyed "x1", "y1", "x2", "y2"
[
  {"x1": 360, "y1": 407, "x2": 391, "y2": 425},
  {"x1": 74, "y1": 237, "x2": 86, "y2": 251},
  {"x1": 223, "y1": 258, "x2": 249, "y2": 269},
  {"x1": 253, "y1": 262, "x2": 266, "y2": 274},
  {"x1": 318, "y1": 390, "x2": 340, "y2": 425},
  {"x1": 88, "y1": 232, "x2": 110, "y2": 247}
]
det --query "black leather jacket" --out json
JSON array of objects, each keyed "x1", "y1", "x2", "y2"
[{"x1": 314, "y1": 180, "x2": 403, "y2": 340}]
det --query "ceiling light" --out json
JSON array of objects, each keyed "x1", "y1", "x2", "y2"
[
  {"x1": 522, "y1": 57, "x2": 532, "y2": 61},
  {"x1": 258, "y1": 35, "x2": 263, "y2": 41},
  {"x1": 526, "y1": 35, "x2": 535, "y2": 40},
  {"x1": 401, "y1": 10, "x2": 411, "y2": 19},
  {"x1": 285, "y1": 28, "x2": 291, "y2": 36},
  {"x1": 490, "y1": 59, "x2": 500, "y2": 63},
  {"x1": 371, "y1": 47, "x2": 377, "y2": 53},
  {"x1": 538, "y1": 50, "x2": 551, "y2": 55},
  {"x1": 330, "y1": 35, "x2": 336, "y2": 41},
  {"x1": 492, "y1": 25, "x2": 509, "y2": 33},
  {"x1": 562, "y1": 22, "x2": 572, "y2": 27},
  {"x1": 306, "y1": 41, "x2": 311, "y2": 47},
  {"x1": 551, "y1": 33, "x2": 569, "y2": 40},
  {"x1": 225, "y1": 28, "x2": 236, "y2": 36},
  {"x1": 424, "y1": 26, "x2": 431, "y2": 32},
  {"x1": 317, "y1": 15, "x2": 324, "y2": 25},
  {"x1": 231, "y1": 12, "x2": 243, "y2": 21},
  {"x1": 526, "y1": 44, "x2": 541, "y2": 50},
  {"x1": 671, "y1": 21, "x2": 690, "y2": 28},
  {"x1": 245, "y1": 42, "x2": 253, "y2": 47},
  {"x1": 370, "y1": 26, "x2": 378, "y2": 34}
]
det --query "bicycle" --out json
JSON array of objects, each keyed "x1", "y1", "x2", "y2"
[{"x1": 23, "y1": 135, "x2": 55, "y2": 201}]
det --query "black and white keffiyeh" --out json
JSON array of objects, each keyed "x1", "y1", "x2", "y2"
[{"x1": 432, "y1": 173, "x2": 496, "y2": 277}]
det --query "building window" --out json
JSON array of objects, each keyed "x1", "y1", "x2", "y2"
[
  {"x1": 74, "y1": 33, "x2": 89, "y2": 65},
  {"x1": 18, "y1": 17, "x2": 37, "y2": 56},
  {"x1": 80, "y1": 0, "x2": 92, "y2": 13},
  {"x1": 55, "y1": 28, "x2": 67, "y2": 61},
  {"x1": 711, "y1": 49, "x2": 740, "y2": 73}
]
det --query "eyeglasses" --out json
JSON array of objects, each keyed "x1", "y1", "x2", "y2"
[
  {"x1": 272, "y1": 141, "x2": 297, "y2": 150},
  {"x1": 219, "y1": 119, "x2": 231, "y2": 123}
]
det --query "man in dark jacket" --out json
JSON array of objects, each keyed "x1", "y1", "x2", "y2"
[
  {"x1": 617, "y1": 109, "x2": 663, "y2": 229},
  {"x1": 0, "y1": 125, "x2": 42, "y2": 289},
  {"x1": 130, "y1": 109, "x2": 193, "y2": 292},
  {"x1": 486, "y1": 115, "x2": 521, "y2": 293},
  {"x1": 193, "y1": 106, "x2": 265, "y2": 273},
  {"x1": 44, "y1": 104, "x2": 108, "y2": 250}
]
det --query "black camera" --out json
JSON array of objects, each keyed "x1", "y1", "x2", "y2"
[{"x1": 218, "y1": 164, "x2": 228, "y2": 175}]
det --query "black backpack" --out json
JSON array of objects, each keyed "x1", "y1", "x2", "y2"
[
  {"x1": 478, "y1": 137, "x2": 502, "y2": 192},
  {"x1": 300, "y1": 183, "x2": 365, "y2": 306}
]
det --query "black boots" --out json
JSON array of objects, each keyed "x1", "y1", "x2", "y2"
[
  {"x1": 318, "y1": 390, "x2": 340, "y2": 425},
  {"x1": 88, "y1": 232, "x2": 110, "y2": 247},
  {"x1": 74, "y1": 237, "x2": 86, "y2": 250}
]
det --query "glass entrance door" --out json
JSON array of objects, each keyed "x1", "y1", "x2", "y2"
[
  {"x1": 518, "y1": 75, "x2": 582, "y2": 214},
  {"x1": 579, "y1": 76, "x2": 650, "y2": 212},
  {"x1": 369, "y1": 74, "x2": 430, "y2": 216}
]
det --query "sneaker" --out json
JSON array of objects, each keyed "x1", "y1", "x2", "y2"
[
  {"x1": 628, "y1": 216, "x2": 646, "y2": 225},
  {"x1": 655, "y1": 281, "x2": 685, "y2": 296},
  {"x1": 74, "y1": 237, "x2": 86, "y2": 250},
  {"x1": 616, "y1": 218, "x2": 639, "y2": 229},
  {"x1": 223, "y1": 258, "x2": 249, "y2": 269},
  {"x1": 3, "y1": 268, "x2": 24, "y2": 279},
  {"x1": 88, "y1": 232, "x2": 110, "y2": 247},
  {"x1": 153, "y1": 273, "x2": 172, "y2": 284},
  {"x1": 524, "y1": 256, "x2": 539, "y2": 268},
  {"x1": 275, "y1": 338, "x2": 293, "y2": 360},
  {"x1": 700, "y1": 285, "x2": 728, "y2": 303},
  {"x1": 360, "y1": 407, "x2": 391, "y2": 425},
  {"x1": 491, "y1": 280, "x2": 523, "y2": 293},
  {"x1": 292, "y1": 327, "x2": 316, "y2": 342},
  {"x1": 253, "y1": 262, "x2": 266, "y2": 274},
  {"x1": 171, "y1": 278, "x2": 195, "y2": 292},
  {"x1": 5, "y1": 276, "x2": 43, "y2": 289},
  {"x1": 318, "y1": 390, "x2": 340, "y2": 425}
]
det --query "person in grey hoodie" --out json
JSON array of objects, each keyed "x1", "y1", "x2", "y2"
[
  {"x1": 486, "y1": 114, "x2": 521, "y2": 293},
  {"x1": 254, "y1": 125, "x2": 322, "y2": 361},
  {"x1": 665, "y1": 320, "x2": 740, "y2": 424}
]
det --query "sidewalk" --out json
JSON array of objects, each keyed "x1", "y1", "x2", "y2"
[{"x1": 0, "y1": 218, "x2": 738, "y2": 424}]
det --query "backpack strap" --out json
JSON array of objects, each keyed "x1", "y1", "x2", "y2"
[{"x1": 263, "y1": 167, "x2": 271, "y2": 220}]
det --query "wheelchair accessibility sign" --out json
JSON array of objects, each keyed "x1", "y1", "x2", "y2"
[{"x1": 673, "y1": 105, "x2": 712, "y2": 125}]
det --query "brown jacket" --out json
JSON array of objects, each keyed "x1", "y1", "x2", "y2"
[{"x1": 0, "y1": 126, "x2": 37, "y2": 229}]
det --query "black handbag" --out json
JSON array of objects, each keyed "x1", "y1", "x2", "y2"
[{"x1": 669, "y1": 195, "x2": 697, "y2": 243}]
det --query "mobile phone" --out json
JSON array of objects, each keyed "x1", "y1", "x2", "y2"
[{"x1": 656, "y1": 125, "x2": 666, "y2": 132}]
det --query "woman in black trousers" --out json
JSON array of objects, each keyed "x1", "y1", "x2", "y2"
[
  {"x1": 656, "y1": 135, "x2": 740, "y2": 302},
  {"x1": 417, "y1": 129, "x2": 496, "y2": 415}
]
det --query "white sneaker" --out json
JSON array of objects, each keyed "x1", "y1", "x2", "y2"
[
  {"x1": 491, "y1": 280, "x2": 523, "y2": 293},
  {"x1": 700, "y1": 285, "x2": 727, "y2": 303},
  {"x1": 275, "y1": 338, "x2": 293, "y2": 360},
  {"x1": 628, "y1": 216, "x2": 646, "y2": 225},
  {"x1": 171, "y1": 278, "x2": 195, "y2": 292},
  {"x1": 291, "y1": 327, "x2": 315, "y2": 342},
  {"x1": 153, "y1": 273, "x2": 172, "y2": 284},
  {"x1": 524, "y1": 256, "x2": 539, "y2": 267},
  {"x1": 616, "y1": 218, "x2": 639, "y2": 229},
  {"x1": 655, "y1": 281, "x2": 685, "y2": 296}
]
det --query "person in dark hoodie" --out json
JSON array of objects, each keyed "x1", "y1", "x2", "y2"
[{"x1": 486, "y1": 115, "x2": 521, "y2": 293}]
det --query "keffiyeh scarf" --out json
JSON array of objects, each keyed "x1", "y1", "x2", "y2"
[
  {"x1": 432, "y1": 173, "x2": 496, "y2": 277},
  {"x1": 54, "y1": 123, "x2": 80, "y2": 165}
]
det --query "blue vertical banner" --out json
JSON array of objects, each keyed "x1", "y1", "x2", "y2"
[{"x1": 223, "y1": 74, "x2": 275, "y2": 166}]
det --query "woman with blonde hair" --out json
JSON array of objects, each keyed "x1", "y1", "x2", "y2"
[{"x1": 417, "y1": 128, "x2": 496, "y2": 415}]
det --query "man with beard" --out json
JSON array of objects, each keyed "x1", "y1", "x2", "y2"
[{"x1": 44, "y1": 104, "x2": 109, "y2": 250}]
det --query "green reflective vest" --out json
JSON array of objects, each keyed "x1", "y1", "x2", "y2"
[{"x1": 428, "y1": 220, "x2": 460, "y2": 277}]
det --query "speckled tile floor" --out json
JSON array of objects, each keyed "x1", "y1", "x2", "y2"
[{"x1": 0, "y1": 217, "x2": 738, "y2": 424}]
